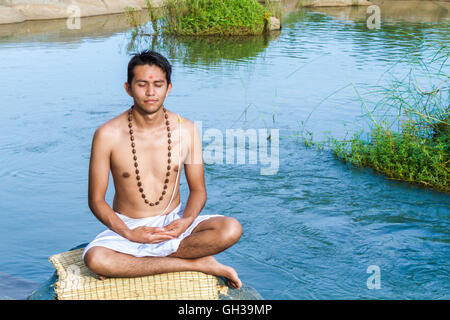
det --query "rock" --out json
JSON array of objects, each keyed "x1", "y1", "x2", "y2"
[
  {"x1": 299, "y1": 0, "x2": 373, "y2": 7},
  {"x1": 0, "y1": 0, "x2": 165, "y2": 24},
  {"x1": 268, "y1": 16, "x2": 281, "y2": 31},
  {"x1": 0, "y1": 5, "x2": 25, "y2": 24}
]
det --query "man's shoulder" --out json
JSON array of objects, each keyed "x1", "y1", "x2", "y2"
[
  {"x1": 175, "y1": 114, "x2": 201, "y2": 132},
  {"x1": 93, "y1": 111, "x2": 127, "y2": 139}
]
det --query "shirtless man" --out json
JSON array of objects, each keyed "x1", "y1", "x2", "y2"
[{"x1": 82, "y1": 50, "x2": 242, "y2": 289}]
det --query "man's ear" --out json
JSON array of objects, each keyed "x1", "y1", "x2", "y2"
[
  {"x1": 165, "y1": 82, "x2": 173, "y2": 97},
  {"x1": 124, "y1": 82, "x2": 133, "y2": 97}
]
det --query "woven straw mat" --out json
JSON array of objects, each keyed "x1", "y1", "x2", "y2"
[{"x1": 49, "y1": 248, "x2": 228, "y2": 300}]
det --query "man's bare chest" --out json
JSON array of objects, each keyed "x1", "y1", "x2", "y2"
[{"x1": 110, "y1": 127, "x2": 186, "y2": 181}]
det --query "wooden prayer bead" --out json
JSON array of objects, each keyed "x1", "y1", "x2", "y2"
[{"x1": 128, "y1": 105, "x2": 174, "y2": 207}]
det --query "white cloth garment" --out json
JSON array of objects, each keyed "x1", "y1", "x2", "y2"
[{"x1": 82, "y1": 203, "x2": 222, "y2": 260}]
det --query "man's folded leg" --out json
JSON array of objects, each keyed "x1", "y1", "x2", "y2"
[{"x1": 83, "y1": 216, "x2": 243, "y2": 288}]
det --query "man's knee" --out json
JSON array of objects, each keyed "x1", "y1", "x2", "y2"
[
  {"x1": 83, "y1": 246, "x2": 111, "y2": 274},
  {"x1": 220, "y1": 217, "x2": 242, "y2": 245}
]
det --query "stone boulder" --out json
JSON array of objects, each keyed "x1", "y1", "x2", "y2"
[
  {"x1": 300, "y1": 0, "x2": 373, "y2": 7},
  {"x1": 0, "y1": 0, "x2": 164, "y2": 24},
  {"x1": 0, "y1": 5, "x2": 25, "y2": 24},
  {"x1": 268, "y1": 16, "x2": 281, "y2": 31}
]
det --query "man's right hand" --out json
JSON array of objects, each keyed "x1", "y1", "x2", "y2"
[{"x1": 125, "y1": 226, "x2": 176, "y2": 244}]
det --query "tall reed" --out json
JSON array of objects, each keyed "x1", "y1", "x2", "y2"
[{"x1": 304, "y1": 45, "x2": 449, "y2": 193}]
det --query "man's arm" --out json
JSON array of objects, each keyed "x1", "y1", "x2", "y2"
[
  {"x1": 182, "y1": 121, "x2": 207, "y2": 222},
  {"x1": 88, "y1": 125, "x2": 131, "y2": 238},
  {"x1": 162, "y1": 121, "x2": 206, "y2": 236}
]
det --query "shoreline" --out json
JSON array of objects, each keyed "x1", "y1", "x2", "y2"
[
  {"x1": 0, "y1": 0, "x2": 163, "y2": 25},
  {"x1": 0, "y1": 0, "x2": 376, "y2": 25},
  {"x1": 1, "y1": 0, "x2": 448, "y2": 42},
  {"x1": 1, "y1": 0, "x2": 449, "y2": 25}
]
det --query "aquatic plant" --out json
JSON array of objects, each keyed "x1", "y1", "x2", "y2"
[
  {"x1": 302, "y1": 44, "x2": 449, "y2": 193},
  {"x1": 125, "y1": 0, "x2": 275, "y2": 36},
  {"x1": 162, "y1": 0, "x2": 270, "y2": 36}
]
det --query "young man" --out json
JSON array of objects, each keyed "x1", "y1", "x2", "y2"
[{"x1": 83, "y1": 51, "x2": 242, "y2": 289}]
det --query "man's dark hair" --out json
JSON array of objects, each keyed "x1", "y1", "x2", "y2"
[{"x1": 127, "y1": 50, "x2": 172, "y2": 85}]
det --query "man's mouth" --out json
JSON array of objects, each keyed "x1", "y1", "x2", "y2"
[{"x1": 144, "y1": 99, "x2": 158, "y2": 104}]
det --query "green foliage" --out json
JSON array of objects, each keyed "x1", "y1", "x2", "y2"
[
  {"x1": 124, "y1": 0, "x2": 276, "y2": 36},
  {"x1": 330, "y1": 123, "x2": 448, "y2": 193},
  {"x1": 303, "y1": 44, "x2": 449, "y2": 193},
  {"x1": 162, "y1": 0, "x2": 269, "y2": 36}
]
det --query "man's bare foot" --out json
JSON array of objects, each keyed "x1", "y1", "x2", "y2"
[
  {"x1": 94, "y1": 257, "x2": 242, "y2": 289},
  {"x1": 196, "y1": 256, "x2": 242, "y2": 289}
]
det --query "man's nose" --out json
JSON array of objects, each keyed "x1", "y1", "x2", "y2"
[{"x1": 146, "y1": 85, "x2": 155, "y2": 95}]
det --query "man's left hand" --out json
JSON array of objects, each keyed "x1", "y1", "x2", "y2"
[{"x1": 158, "y1": 218, "x2": 194, "y2": 238}]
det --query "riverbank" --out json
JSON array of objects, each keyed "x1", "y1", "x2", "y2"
[
  {"x1": 0, "y1": 0, "x2": 375, "y2": 25},
  {"x1": 0, "y1": 0, "x2": 163, "y2": 25},
  {"x1": 312, "y1": 0, "x2": 450, "y2": 23}
]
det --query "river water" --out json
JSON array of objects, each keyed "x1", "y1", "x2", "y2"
[{"x1": 0, "y1": 0, "x2": 449, "y2": 299}]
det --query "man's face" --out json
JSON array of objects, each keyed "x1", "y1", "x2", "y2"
[{"x1": 125, "y1": 64, "x2": 172, "y2": 115}]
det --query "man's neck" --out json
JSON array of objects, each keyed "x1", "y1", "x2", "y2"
[{"x1": 132, "y1": 104, "x2": 165, "y2": 132}]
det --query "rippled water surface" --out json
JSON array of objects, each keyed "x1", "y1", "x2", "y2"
[{"x1": 0, "y1": 1, "x2": 449, "y2": 299}]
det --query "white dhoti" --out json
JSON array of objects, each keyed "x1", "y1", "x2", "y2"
[{"x1": 82, "y1": 203, "x2": 222, "y2": 260}]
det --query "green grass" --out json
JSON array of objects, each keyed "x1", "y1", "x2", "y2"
[
  {"x1": 125, "y1": 0, "x2": 274, "y2": 36},
  {"x1": 302, "y1": 44, "x2": 449, "y2": 193},
  {"x1": 163, "y1": 0, "x2": 270, "y2": 36},
  {"x1": 330, "y1": 121, "x2": 448, "y2": 193}
]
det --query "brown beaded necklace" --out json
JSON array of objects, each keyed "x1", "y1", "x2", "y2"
[{"x1": 128, "y1": 105, "x2": 172, "y2": 207}]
